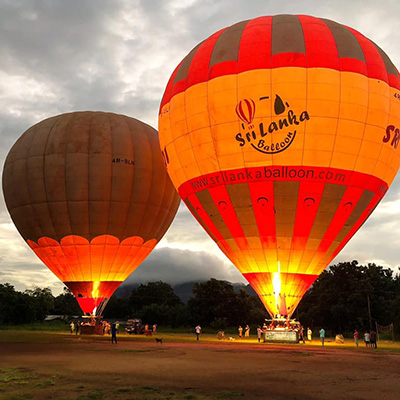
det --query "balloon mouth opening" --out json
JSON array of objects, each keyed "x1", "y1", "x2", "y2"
[
  {"x1": 64, "y1": 280, "x2": 123, "y2": 316},
  {"x1": 76, "y1": 297, "x2": 110, "y2": 316}
]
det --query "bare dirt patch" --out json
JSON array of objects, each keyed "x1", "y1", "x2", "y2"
[{"x1": 1, "y1": 332, "x2": 399, "y2": 399}]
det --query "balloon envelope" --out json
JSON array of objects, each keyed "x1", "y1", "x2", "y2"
[
  {"x1": 159, "y1": 15, "x2": 400, "y2": 317},
  {"x1": 3, "y1": 111, "x2": 180, "y2": 315}
]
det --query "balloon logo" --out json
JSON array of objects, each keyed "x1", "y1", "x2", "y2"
[
  {"x1": 236, "y1": 99, "x2": 256, "y2": 125},
  {"x1": 159, "y1": 15, "x2": 400, "y2": 318},
  {"x1": 3, "y1": 112, "x2": 180, "y2": 315}
]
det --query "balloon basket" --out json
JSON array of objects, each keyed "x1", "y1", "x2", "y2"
[
  {"x1": 79, "y1": 315, "x2": 104, "y2": 335},
  {"x1": 79, "y1": 324, "x2": 104, "y2": 335},
  {"x1": 263, "y1": 317, "x2": 301, "y2": 343}
]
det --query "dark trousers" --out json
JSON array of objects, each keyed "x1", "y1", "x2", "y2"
[{"x1": 112, "y1": 334, "x2": 117, "y2": 344}]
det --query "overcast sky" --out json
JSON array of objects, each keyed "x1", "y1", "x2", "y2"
[{"x1": 0, "y1": 0, "x2": 399, "y2": 295}]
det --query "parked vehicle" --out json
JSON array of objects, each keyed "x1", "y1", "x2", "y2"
[{"x1": 125, "y1": 319, "x2": 144, "y2": 335}]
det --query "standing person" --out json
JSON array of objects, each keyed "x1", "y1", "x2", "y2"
[
  {"x1": 153, "y1": 324, "x2": 157, "y2": 335},
  {"x1": 319, "y1": 328, "x2": 325, "y2": 346},
  {"x1": 195, "y1": 325, "x2": 201, "y2": 341},
  {"x1": 354, "y1": 330, "x2": 359, "y2": 347},
  {"x1": 299, "y1": 326, "x2": 305, "y2": 343},
  {"x1": 115, "y1": 321, "x2": 120, "y2": 334},
  {"x1": 70, "y1": 321, "x2": 75, "y2": 334},
  {"x1": 111, "y1": 322, "x2": 118, "y2": 344},
  {"x1": 307, "y1": 327, "x2": 312, "y2": 341},
  {"x1": 262, "y1": 323, "x2": 268, "y2": 342},
  {"x1": 369, "y1": 329, "x2": 377, "y2": 348},
  {"x1": 244, "y1": 325, "x2": 250, "y2": 339},
  {"x1": 238, "y1": 326, "x2": 243, "y2": 339},
  {"x1": 364, "y1": 331, "x2": 370, "y2": 347},
  {"x1": 76, "y1": 321, "x2": 80, "y2": 335},
  {"x1": 257, "y1": 326, "x2": 262, "y2": 343}
]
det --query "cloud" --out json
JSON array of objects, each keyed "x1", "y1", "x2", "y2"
[{"x1": 123, "y1": 246, "x2": 245, "y2": 286}]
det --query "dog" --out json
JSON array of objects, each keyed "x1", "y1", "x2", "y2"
[{"x1": 155, "y1": 337, "x2": 163, "y2": 345}]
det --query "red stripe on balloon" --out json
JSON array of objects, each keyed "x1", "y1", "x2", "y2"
[
  {"x1": 248, "y1": 181, "x2": 276, "y2": 245},
  {"x1": 346, "y1": 26, "x2": 389, "y2": 83},
  {"x1": 238, "y1": 16, "x2": 273, "y2": 72},
  {"x1": 312, "y1": 186, "x2": 365, "y2": 262},
  {"x1": 208, "y1": 185, "x2": 248, "y2": 250},
  {"x1": 185, "y1": 194, "x2": 233, "y2": 256},
  {"x1": 298, "y1": 15, "x2": 339, "y2": 69},
  {"x1": 188, "y1": 29, "x2": 225, "y2": 87},
  {"x1": 290, "y1": 181, "x2": 325, "y2": 266},
  {"x1": 326, "y1": 192, "x2": 382, "y2": 263}
]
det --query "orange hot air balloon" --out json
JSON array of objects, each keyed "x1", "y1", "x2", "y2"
[
  {"x1": 159, "y1": 15, "x2": 400, "y2": 318},
  {"x1": 3, "y1": 111, "x2": 180, "y2": 316}
]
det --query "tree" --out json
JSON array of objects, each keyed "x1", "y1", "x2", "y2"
[
  {"x1": 128, "y1": 281, "x2": 182, "y2": 315},
  {"x1": 297, "y1": 261, "x2": 398, "y2": 334},
  {"x1": 52, "y1": 287, "x2": 81, "y2": 315},
  {"x1": 25, "y1": 287, "x2": 55, "y2": 321},
  {"x1": 188, "y1": 279, "x2": 249, "y2": 327}
]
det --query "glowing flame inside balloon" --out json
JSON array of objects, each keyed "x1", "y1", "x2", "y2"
[{"x1": 272, "y1": 262, "x2": 282, "y2": 312}]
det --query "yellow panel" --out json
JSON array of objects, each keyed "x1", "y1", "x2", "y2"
[
  {"x1": 330, "y1": 152, "x2": 357, "y2": 170},
  {"x1": 307, "y1": 68, "x2": 340, "y2": 85},
  {"x1": 354, "y1": 155, "x2": 377, "y2": 175},
  {"x1": 302, "y1": 150, "x2": 333, "y2": 168},
  {"x1": 333, "y1": 136, "x2": 362, "y2": 156},
  {"x1": 185, "y1": 84, "x2": 208, "y2": 115},
  {"x1": 237, "y1": 69, "x2": 271, "y2": 98},
  {"x1": 363, "y1": 124, "x2": 385, "y2": 145},
  {"x1": 304, "y1": 132, "x2": 336, "y2": 152},
  {"x1": 307, "y1": 99, "x2": 340, "y2": 118},
  {"x1": 174, "y1": 134, "x2": 192, "y2": 153},
  {"x1": 179, "y1": 149, "x2": 199, "y2": 176},
  {"x1": 358, "y1": 139, "x2": 380, "y2": 160},
  {"x1": 337, "y1": 119, "x2": 366, "y2": 139},
  {"x1": 272, "y1": 149, "x2": 304, "y2": 167},
  {"x1": 208, "y1": 74, "x2": 237, "y2": 94},
  {"x1": 272, "y1": 67, "x2": 307, "y2": 84},
  {"x1": 159, "y1": 106, "x2": 173, "y2": 147},
  {"x1": 209, "y1": 102, "x2": 239, "y2": 126},
  {"x1": 186, "y1": 109, "x2": 210, "y2": 133},
  {"x1": 190, "y1": 126, "x2": 214, "y2": 148},
  {"x1": 307, "y1": 82, "x2": 340, "y2": 102},
  {"x1": 243, "y1": 145, "x2": 274, "y2": 166}
]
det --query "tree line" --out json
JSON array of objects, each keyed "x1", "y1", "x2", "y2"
[{"x1": 1, "y1": 261, "x2": 399, "y2": 336}]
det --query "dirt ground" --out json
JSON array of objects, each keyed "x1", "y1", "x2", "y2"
[{"x1": 1, "y1": 332, "x2": 399, "y2": 400}]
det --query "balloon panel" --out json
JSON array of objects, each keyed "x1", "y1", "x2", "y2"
[
  {"x1": 3, "y1": 112, "x2": 180, "y2": 314},
  {"x1": 159, "y1": 15, "x2": 400, "y2": 317}
]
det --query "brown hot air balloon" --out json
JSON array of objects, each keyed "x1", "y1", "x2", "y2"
[
  {"x1": 159, "y1": 15, "x2": 400, "y2": 318},
  {"x1": 3, "y1": 111, "x2": 180, "y2": 315}
]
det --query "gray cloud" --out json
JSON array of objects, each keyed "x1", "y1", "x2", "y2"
[{"x1": 123, "y1": 246, "x2": 245, "y2": 286}]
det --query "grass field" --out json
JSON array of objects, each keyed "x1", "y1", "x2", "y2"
[{"x1": 1, "y1": 329, "x2": 400, "y2": 399}]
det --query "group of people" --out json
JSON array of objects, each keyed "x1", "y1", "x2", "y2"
[
  {"x1": 237, "y1": 325, "x2": 250, "y2": 338},
  {"x1": 235, "y1": 323, "x2": 313, "y2": 343},
  {"x1": 354, "y1": 329, "x2": 377, "y2": 348},
  {"x1": 70, "y1": 321, "x2": 79, "y2": 334},
  {"x1": 69, "y1": 320, "x2": 119, "y2": 343}
]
